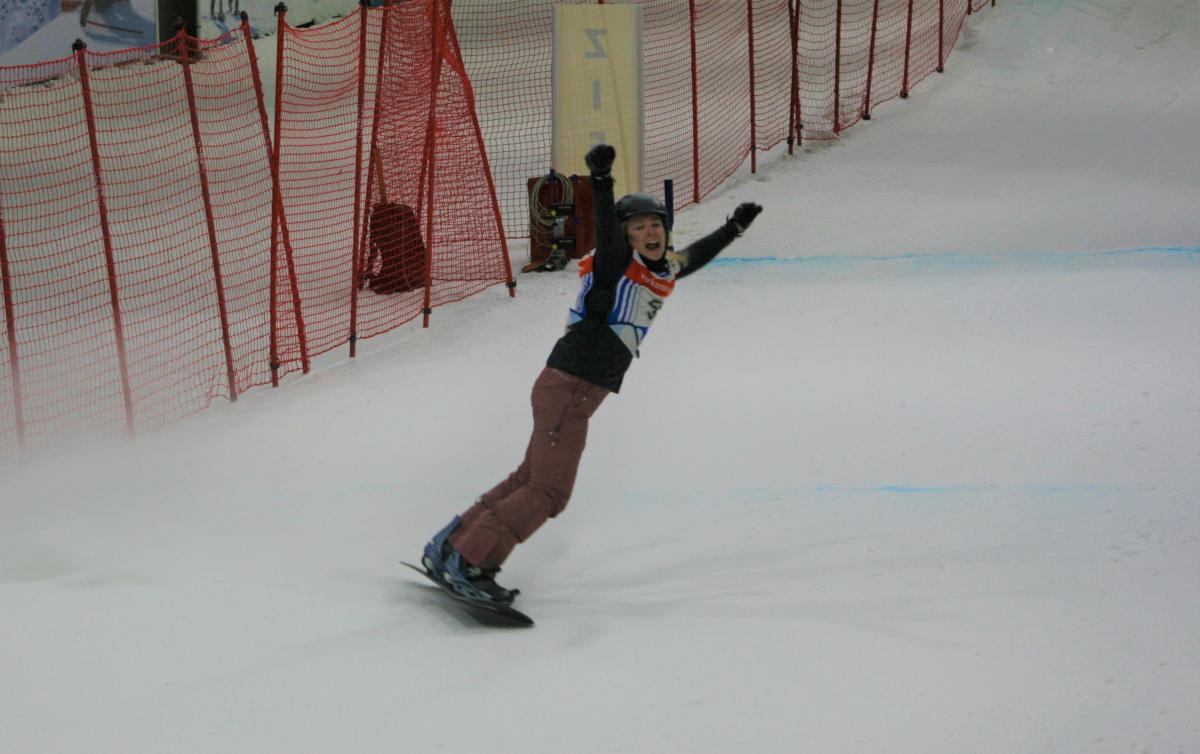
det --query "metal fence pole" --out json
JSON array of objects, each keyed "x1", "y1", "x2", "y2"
[{"x1": 74, "y1": 39, "x2": 135, "y2": 438}]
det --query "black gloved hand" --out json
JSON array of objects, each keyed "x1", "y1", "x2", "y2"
[
  {"x1": 729, "y1": 202, "x2": 763, "y2": 234},
  {"x1": 585, "y1": 144, "x2": 616, "y2": 178}
]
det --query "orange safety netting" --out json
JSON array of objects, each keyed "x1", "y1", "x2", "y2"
[
  {"x1": 451, "y1": 0, "x2": 997, "y2": 237},
  {"x1": 0, "y1": 2, "x2": 513, "y2": 455},
  {"x1": 272, "y1": 1, "x2": 512, "y2": 369},
  {"x1": 2, "y1": 0, "x2": 991, "y2": 454},
  {"x1": 0, "y1": 29, "x2": 282, "y2": 455}
]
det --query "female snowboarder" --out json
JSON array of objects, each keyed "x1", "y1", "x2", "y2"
[{"x1": 421, "y1": 144, "x2": 763, "y2": 604}]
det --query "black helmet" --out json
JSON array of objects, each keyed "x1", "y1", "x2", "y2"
[{"x1": 615, "y1": 193, "x2": 668, "y2": 224}]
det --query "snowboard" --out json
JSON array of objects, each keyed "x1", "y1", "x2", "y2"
[{"x1": 401, "y1": 562, "x2": 534, "y2": 627}]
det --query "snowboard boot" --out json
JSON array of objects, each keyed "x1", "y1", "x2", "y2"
[{"x1": 422, "y1": 516, "x2": 519, "y2": 606}]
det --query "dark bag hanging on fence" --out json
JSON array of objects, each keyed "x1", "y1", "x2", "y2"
[{"x1": 366, "y1": 202, "x2": 426, "y2": 294}]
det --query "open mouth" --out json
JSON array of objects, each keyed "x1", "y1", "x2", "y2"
[{"x1": 645, "y1": 241, "x2": 661, "y2": 251}]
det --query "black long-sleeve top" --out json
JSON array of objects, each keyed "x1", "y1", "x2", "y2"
[{"x1": 545, "y1": 175, "x2": 740, "y2": 392}]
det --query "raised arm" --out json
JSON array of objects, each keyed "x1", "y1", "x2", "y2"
[{"x1": 585, "y1": 144, "x2": 632, "y2": 285}]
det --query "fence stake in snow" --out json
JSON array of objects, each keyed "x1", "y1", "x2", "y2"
[
  {"x1": 746, "y1": 0, "x2": 758, "y2": 173},
  {"x1": 938, "y1": 0, "x2": 945, "y2": 73},
  {"x1": 793, "y1": 0, "x2": 805, "y2": 144},
  {"x1": 264, "y1": 4, "x2": 310, "y2": 383},
  {"x1": 834, "y1": 0, "x2": 843, "y2": 133},
  {"x1": 73, "y1": 40, "x2": 135, "y2": 438},
  {"x1": 358, "y1": 13, "x2": 392, "y2": 304},
  {"x1": 349, "y1": 0, "x2": 372, "y2": 359},
  {"x1": 863, "y1": 0, "x2": 880, "y2": 120},
  {"x1": 788, "y1": 0, "x2": 800, "y2": 152},
  {"x1": 901, "y1": 0, "x2": 915, "y2": 98},
  {"x1": 179, "y1": 29, "x2": 240, "y2": 403},
  {"x1": 268, "y1": 9, "x2": 285, "y2": 384},
  {"x1": 688, "y1": 0, "x2": 701, "y2": 202},
  {"x1": 421, "y1": 0, "x2": 445, "y2": 329},
  {"x1": 0, "y1": 194, "x2": 25, "y2": 447}
]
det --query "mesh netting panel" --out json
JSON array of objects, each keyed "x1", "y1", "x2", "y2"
[
  {"x1": 275, "y1": 1, "x2": 511, "y2": 355},
  {"x1": 797, "y1": 0, "x2": 836, "y2": 136},
  {"x1": 943, "y1": 0, "x2": 971, "y2": 67},
  {"x1": 694, "y1": 1, "x2": 753, "y2": 197},
  {"x1": 628, "y1": 1, "x2": 694, "y2": 205},
  {"x1": 0, "y1": 28, "x2": 281, "y2": 452},
  {"x1": 1, "y1": 0, "x2": 994, "y2": 452},
  {"x1": 752, "y1": 0, "x2": 795, "y2": 152},
  {"x1": 907, "y1": 0, "x2": 942, "y2": 94},
  {"x1": 0, "y1": 57, "x2": 126, "y2": 451},
  {"x1": 274, "y1": 13, "x2": 366, "y2": 363},
  {"x1": 84, "y1": 45, "x2": 227, "y2": 434},
  {"x1": 450, "y1": 0, "x2": 567, "y2": 240},
  {"x1": 453, "y1": 0, "x2": 993, "y2": 235},
  {"x1": 863, "y1": 0, "x2": 915, "y2": 118},
  {"x1": 185, "y1": 34, "x2": 282, "y2": 397},
  {"x1": 356, "y1": 8, "x2": 426, "y2": 333},
  {"x1": 836, "y1": 0, "x2": 874, "y2": 132},
  {"x1": 408, "y1": 5, "x2": 511, "y2": 314}
]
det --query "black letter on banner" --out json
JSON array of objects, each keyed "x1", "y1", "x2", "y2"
[{"x1": 585, "y1": 28, "x2": 608, "y2": 58}]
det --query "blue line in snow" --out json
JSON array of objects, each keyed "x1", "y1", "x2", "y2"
[
  {"x1": 711, "y1": 246, "x2": 1200, "y2": 267},
  {"x1": 808, "y1": 484, "x2": 1119, "y2": 496},
  {"x1": 812, "y1": 484, "x2": 997, "y2": 494}
]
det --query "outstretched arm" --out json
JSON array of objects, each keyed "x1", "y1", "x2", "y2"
[{"x1": 676, "y1": 202, "x2": 763, "y2": 279}]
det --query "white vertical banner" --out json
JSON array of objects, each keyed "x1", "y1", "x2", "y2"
[{"x1": 552, "y1": 4, "x2": 644, "y2": 197}]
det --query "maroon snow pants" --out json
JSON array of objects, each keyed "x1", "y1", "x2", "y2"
[{"x1": 448, "y1": 367, "x2": 609, "y2": 570}]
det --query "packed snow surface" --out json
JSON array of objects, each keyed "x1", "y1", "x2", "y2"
[{"x1": 2, "y1": 0, "x2": 1198, "y2": 752}]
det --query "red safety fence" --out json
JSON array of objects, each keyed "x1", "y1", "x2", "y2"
[
  {"x1": 451, "y1": 0, "x2": 998, "y2": 236},
  {"x1": 272, "y1": 1, "x2": 513, "y2": 369},
  {"x1": 0, "y1": 2, "x2": 513, "y2": 458},
  {"x1": 2, "y1": 0, "x2": 992, "y2": 457},
  {"x1": 0, "y1": 29, "x2": 284, "y2": 457}
]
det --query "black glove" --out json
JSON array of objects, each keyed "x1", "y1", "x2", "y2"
[
  {"x1": 585, "y1": 144, "x2": 616, "y2": 178},
  {"x1": 729, "y1": 202, "x2": 763, "y2": 234}
]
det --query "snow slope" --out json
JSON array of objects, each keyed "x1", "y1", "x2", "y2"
[{"x1": 1, "y1": 1, "x2": 1197, "y2": 752}]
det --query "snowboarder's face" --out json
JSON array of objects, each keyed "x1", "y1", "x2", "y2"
[{"x1": 626, "y1": 215, "x2": 666, "y2": 261}]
